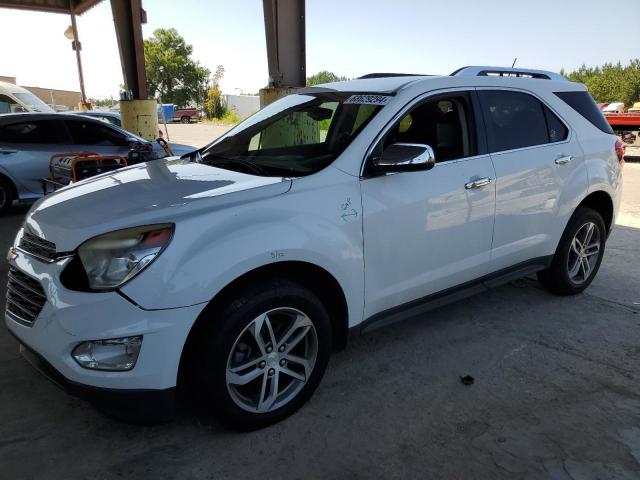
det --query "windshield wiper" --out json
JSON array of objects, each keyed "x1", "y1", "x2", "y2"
[{"x1": 201, "y1": 154, "x2": 270, "y2": 176}]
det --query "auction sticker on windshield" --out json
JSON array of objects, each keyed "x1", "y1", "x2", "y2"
[{"x1": 344, "y1": 94, "x2": 391, "y2": 105}]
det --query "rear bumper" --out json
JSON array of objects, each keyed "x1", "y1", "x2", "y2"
[{"x1": 16, "y1": 333, "x2": 176, "y2": 424}]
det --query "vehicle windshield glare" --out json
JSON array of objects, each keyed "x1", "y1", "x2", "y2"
[
  {"x1": 13, "y1": 92, "x2": 55, "y2": 113},
  {"x1": 198, "y1": 92, "x2": 387, "y2": 176}
]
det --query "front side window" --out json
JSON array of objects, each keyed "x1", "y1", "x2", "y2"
[
  {"x1": 379, "y1": 93, "x2": 476, "y2": 163},
  {"x1": 199, "y1": 92, "x2": 385, "y2": 176}
]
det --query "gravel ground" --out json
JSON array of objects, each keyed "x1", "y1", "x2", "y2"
[{"x1": 0, "y1": 164, "x2": 639, "y2": 480}]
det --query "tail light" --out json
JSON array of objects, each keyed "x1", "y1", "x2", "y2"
[{"x1": 615, "y1": 138, "x2": 625, "y2": 166}]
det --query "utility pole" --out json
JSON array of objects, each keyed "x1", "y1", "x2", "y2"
[{"x1": 66, "y1": 14, "x2": 88, "y2": 108}]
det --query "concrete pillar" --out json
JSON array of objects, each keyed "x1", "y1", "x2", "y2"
[{"x1": 120, "y1": 99, "x2": 158, "y2": 141}]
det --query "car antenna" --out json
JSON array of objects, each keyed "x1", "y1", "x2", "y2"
[{"x1": 511, "y1": 57, "x2": 518, "y2": 68}]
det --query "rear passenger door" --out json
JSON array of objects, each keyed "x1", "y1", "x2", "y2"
[{"x1": 477, "y1": 89, "x2": 587, "y2": 272}]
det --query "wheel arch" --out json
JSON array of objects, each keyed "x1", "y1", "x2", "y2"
[
  {"x1": 577, "y1": 190, "x2": 614, "y2": 234},
  {"x1": 0, "y1": 171, "x2": 18, "y2": 199},
  {"x1": 178, "y1": 260, "x2": 349, "y2": 385}
]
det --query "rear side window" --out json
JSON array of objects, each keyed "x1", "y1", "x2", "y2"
[
  {"x1": 478, "y1": 90, "x2": 549, "y2": 152},
  {"x1": 554, "y1": 91, "x2": 614, "y2": 134},
  {"x1": 65, "y1": 120, "x2": 128, "y2": 146},
  {"x1": 0, "y1": 120, "x2": 66, "y2": 144}
]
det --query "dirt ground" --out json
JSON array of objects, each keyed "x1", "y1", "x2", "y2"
[{"x1": 1, "y1": 164, "x2": 639, "y2": 479}]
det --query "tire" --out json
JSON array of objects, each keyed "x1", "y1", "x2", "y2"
[
  {"x1": 537, "y1": 207, "x2": 607, "y2": 295},
  {"x1": 180, "y1": 116, "x2": 190, "y2": 124},
  {"x1": 0, "y1": 176, "x2": 15, "y2": 215},
  {"x1": 192, "y1": 278, "x2": 332, "y2": 430}
]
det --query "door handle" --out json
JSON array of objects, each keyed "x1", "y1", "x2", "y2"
[
  {"x1": 0, "y1": 148, "x2": 17, "y2": 154},
  {"x1": 465, "y1": 177, "x2": 492, "y2": 189},
  {"x1": 555, "y1": 155, "x2": 573, "y2": 165}
]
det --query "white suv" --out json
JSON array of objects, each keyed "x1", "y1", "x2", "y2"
[{"x1": 5, "y1": 67, "x2": 623, "y2": 429}]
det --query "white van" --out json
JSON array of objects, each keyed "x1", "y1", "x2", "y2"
[{"x1": 0, "y1": 81, "x2": 54, "y2": 114}]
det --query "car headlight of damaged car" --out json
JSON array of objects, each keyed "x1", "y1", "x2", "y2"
[{"x1": 78, "y1": 224, "x2": 174, "y2": 290}]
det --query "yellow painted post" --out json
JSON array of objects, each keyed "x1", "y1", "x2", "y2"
[
  {"x1": 259, "y1": 86, "x2": 299, "y2": 108},
  {"x1": 258, "y1": 86, "x2": 319, "y2": 147},
  {"x1": 120, "y1": 99, "x2": 159, "y2": 141}
]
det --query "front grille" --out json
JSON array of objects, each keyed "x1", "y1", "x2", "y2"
[
  {"x1": 6, "y1": 267, "x2": 47, "y2": 326},
  {"x1": 19, "y1": 232, "x2": 57, "y2": 261}
]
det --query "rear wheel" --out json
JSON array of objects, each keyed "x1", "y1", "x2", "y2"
[
  {"x1": 192, "y1": 279, "x2": 331, "y2": 430},
  {"x1": 180, "y1": 116, "x2": 190, "y2": 124},
  {"x1": 537, "y1": 207, "x2": 606, "y2": 295},
  {"x1": 0, "y1": 177, "x2": 15, "y2": 215}
]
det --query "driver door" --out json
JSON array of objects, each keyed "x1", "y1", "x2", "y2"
[{"x1": 361, "y1": 90, "x2": 497, "y2": 319}]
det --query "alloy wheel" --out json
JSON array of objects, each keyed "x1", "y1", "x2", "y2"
[
  {"x1": 226, "y1": 307, "x2": 318, "y2": 413},
  {"x1": 567, "y1": 221, "x2": 601, "y2": 284}
]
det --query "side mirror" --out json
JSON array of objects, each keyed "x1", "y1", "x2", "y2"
[{"x1": 370, "y1": 142, "x2": 435, "y2": 173}]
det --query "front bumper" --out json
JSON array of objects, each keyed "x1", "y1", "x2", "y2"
[
  {"x1": 14, "y1": 333, "x2": 176, "y2": 423},
  {"x1": 5, "y1": 249, "x2": 207, "y2": 419}
]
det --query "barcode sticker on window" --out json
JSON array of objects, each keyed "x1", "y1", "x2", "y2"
[{"x1": 344, "y1": 95, "x2": 391, "y2": 105}]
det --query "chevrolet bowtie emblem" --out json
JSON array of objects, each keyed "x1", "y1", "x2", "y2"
[{"x1": 6, "y1": 247, "x2": 18, "y2": 262}]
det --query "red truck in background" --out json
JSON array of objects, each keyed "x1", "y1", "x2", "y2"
[
  {"x1": 157, "y1": 104, "x2": 199, "y2": 124},
  {"x1": 174, "y1": 107, "x2": 198, "y2": 123},
  {"x1": 606, "y1": 112, "x2": 640, "y2": 161}
]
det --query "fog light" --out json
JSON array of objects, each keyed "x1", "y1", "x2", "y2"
[{"x1": 72, "y1": 336, "x2": 142, "y2": 371}]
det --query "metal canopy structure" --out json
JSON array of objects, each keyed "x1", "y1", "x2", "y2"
[
  {"x1": 263, "y1": 0, "x2": 305, "y2": 88},
  {"x1": 1, "y1": 0, "x2": 306, "y2": 103},
  {"x1": 0, "y1": 0, "x2": 103, "y2": 14}
]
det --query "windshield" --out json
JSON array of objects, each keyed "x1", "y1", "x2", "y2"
[
  {"x1": 198, "y1": 92, "x2": 387, "y2": 176},
  {"x1": 13, "y1": 92, "x2": 55, "y2": 113}
]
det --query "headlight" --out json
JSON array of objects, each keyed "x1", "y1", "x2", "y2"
[{"x1": 78, "y1": 224, "x2": 174, "y2": 291}]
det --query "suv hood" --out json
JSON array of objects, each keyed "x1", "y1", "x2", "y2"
[{"x1": 24, "y1": 158, "x2": 292, "y2": 250}]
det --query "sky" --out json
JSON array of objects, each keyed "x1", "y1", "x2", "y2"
[{"x1": 2, "y1": 0, "x2": 639, "y2": 99}]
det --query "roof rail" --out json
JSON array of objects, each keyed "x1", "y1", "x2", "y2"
[
  {"x1": 451, "y1": 66, "x2": 567, "y2": 82},
  {"x1": 358, "y1": 73, "x2": 429, "y2": 79}
]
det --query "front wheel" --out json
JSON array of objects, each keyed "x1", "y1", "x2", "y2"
[
  {"x1": 537, "y1": 207, "x2": 607, "y2": 295},
  {"x1": 192, "y1": 279, "x2": 331, "y2": 430}
]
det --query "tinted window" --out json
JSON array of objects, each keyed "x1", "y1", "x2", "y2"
[
  {"x1": 381, "y1": 94, "x2": 476, "y2": 162},
  {"x1": 0, "y1": 120, "x2": 66, "y2": 144},
  {"x1": 554, "y1": 91, "x2": 614, "y2": 134},
  {"x1": 543, "y1": 104, "x2": 568, "y2": 143},
  {"x1": 479, "y1": 91, "x2": 549, "y2": 152},
  {"x1": 66, "y1": 120, "x2": 128, "y2": 146}
]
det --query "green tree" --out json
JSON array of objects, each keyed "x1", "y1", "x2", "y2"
[
  {"x1": 562, "y1": 60, "x2": 640, "y2": 107},
  {"x1": 306, "y1": 71, "x2": 348, "y2": 86},
  {"x1": 144, "y1": 28, "x2": 210, "y2": 107},
  {"x1": 204, "y1": 65, "x2": 226, "y2": 119}
]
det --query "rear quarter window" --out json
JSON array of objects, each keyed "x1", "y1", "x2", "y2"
[{"x1": 554, "y1": 91, "x2": 614, "y2": 134}]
